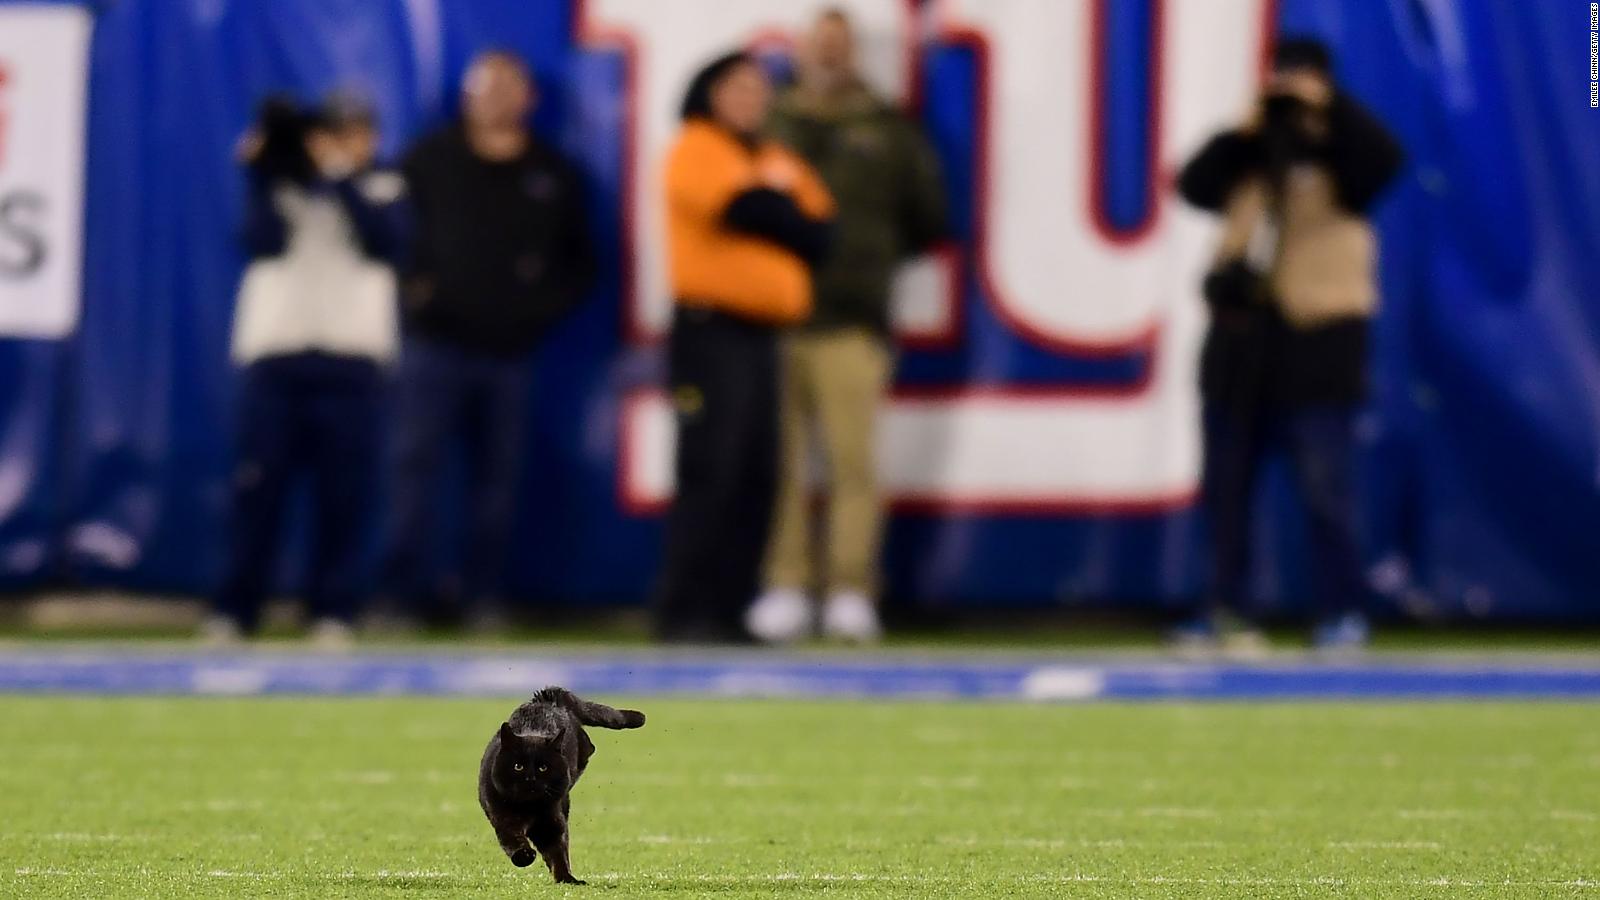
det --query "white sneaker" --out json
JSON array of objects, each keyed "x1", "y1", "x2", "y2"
[
  {"x1": 198, "y1": 615, "x2": 244, "y2": 648},
  {"x1": 307, "y1": 618, "x2": 356, "y2": 652},
  {"x1": 745, "y1": 588, "x2": 813, "y2": 644},
  {"x1": 1222, "y1": 628, "x2": 1272, "y2": 661},
  {"x1": 821, "y1": 591, "x2": 882, "y2": 644}
]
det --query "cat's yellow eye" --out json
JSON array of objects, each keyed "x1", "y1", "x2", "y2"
[
  {"x1": 537, "y1": 765, "x2": 548, "y2": 773},
  {"x1": 512, "y1": 763, "x2": 524, "y2": 771}
]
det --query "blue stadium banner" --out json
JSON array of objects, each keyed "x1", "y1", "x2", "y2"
[{"x1": 0, "y1": 0, "x2": 1594, "y2": 621}]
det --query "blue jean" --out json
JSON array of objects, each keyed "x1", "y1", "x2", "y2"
[
  {"x1": 1202, "y1": 404, "x2": 1367, "y2": 622},
  {"x1": 383, "y1": 338, "x2": 531, "y2": 616},
  {"x1": 213, "y1": 353, "x2": 382, "y2": 631}
]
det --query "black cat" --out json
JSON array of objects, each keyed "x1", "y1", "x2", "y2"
[{"x1": 479, "y1": 687, "x2": 646, "y2": 884}]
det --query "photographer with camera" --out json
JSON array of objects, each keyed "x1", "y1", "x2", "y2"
[
  {"x1": 1174, "y1": 38, "x2": 1403, "y2": 654},
  {"x1": 202, "y1": 92, "x2": 407, "y2": 647}
]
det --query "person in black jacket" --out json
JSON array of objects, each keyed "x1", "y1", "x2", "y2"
[
  {"x1": 1175, "y1": 37, "x2": 1403, "y2": 653},
  {"x1": 381, "y1": 50, "x2": 594, "y2": 630}
]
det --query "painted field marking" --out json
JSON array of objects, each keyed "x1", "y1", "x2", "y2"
[
  {"x1": 6, "y1": 650, "x2": 1600, "y2": 699},
  {"x1": 11, "y1": 867, "x2": 1599, "y2": 889},
  {"x1": 1327, "y1": 840, "x2": 1445, "y2": 850}
]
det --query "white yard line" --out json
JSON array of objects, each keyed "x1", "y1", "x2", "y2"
[
  {"x1": 617, "y1": 873, "x2": 1600, "y2": 888},
  {"x1": 938, "y1": 835, "x2": 1228, "y2": 849},
  {"x1": 9, "y1": 833, "x2": 1473, "y2": 853},
  {"x1": 331, "y1": 770, "x2": 396, "y2": 784},
  {"x1": 720, "y1": 773, "x2": 785, "y2": 787},
  {"x1": 175, "y1": 799, "x2": 264, "y2": 812},
  {"x1": 1327, "y1": 840, "x2": 1444, "y2": 850},
  {"x1": 634, "y1": 834, "x2": 730, "y2": 845},
  {"x1": 1395, "y1": 809, "x2": 1472, "y2": 819},
  {"x1": 12, "y1": 867, "x2": 1598, "y2": 888},
  {"x1": 26, "y1": 832, "x2": 261, "y2": 843},
  {"x1": 204, "y1": 870, "x2": 457, "y2": 880}
]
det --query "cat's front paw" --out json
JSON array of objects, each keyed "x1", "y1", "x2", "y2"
[
  {"x1": 509, "y1": 847, "x2": 537, "y2": 868},
  {"x1": 555, "y1": 875, "x2": 587, "y2": 885}
]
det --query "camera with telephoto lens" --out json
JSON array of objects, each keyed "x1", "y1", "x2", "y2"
[
  {"x1": 247, "y1": 95, "x2": 317, "y2": 185},
  {"x1": 1258, "y1": 90, "x2": 1319, "y2": 179},
  {"x1": 1260, "y1": 92, "x2": 1311, "y2": 138}
]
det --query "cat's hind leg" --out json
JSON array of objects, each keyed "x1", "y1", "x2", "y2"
[{"x1": 530, "y1": 817, "x2": 584, "y2": 885}]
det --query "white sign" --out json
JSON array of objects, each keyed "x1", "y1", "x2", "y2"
[
  {"x1": 0, "y1": 5, "x2": 92, "y2": 338},
  {"x1": 589, "y1": 0, "x2": 1271, "y2": 511}
]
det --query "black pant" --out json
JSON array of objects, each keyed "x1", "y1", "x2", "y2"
[
  {"x1": 382, "y1": 337, "x2": 530, "y2": 620},
  {"x1": 1203, "y1": 403, "x2": 1367, "y2": 623},
  {"x1": 214, "y1": 353, "x2": 382, "y2": 631},
  {"x1": 653, "y1": 308, "x2": 780, "y2": 640}
]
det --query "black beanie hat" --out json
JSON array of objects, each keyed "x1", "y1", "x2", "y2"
[
  {"x1": 1273, "y1": 36, "x2": 1334, "y2": 75},
  {"x1": 316, "y1": 89, "x2": 377, "y2": 130},
  {"x1": 680, "y1": 51, "x2": 756, "y2": 121}
]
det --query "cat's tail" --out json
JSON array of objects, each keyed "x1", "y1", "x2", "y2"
[{"x1": 536, "y1": 686, "x2": 646, "y2": 729}]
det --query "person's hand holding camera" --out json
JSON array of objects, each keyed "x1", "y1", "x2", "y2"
[
  {"x1": 1270, "y1": 70, "x2": 1332, "y2": 110},
  {"x1": 236, "y1": 128, "x2": 266, "y2": 165}
]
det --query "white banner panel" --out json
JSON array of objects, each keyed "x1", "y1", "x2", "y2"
[
  {"x1": 0, "y1": 5, "x2": 92, "y2": 338},
  {"x1": 606, "y1": 0, "x2": 1271, "y2": 511}
]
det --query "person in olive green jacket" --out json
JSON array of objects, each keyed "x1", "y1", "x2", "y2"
[{"x1": 747, "y1": 7, "x2": 948, "y2": 644}]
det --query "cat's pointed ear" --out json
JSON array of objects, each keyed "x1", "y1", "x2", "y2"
[{"x1": 499, "y1": 722, "x2": 517, "y2": 742}]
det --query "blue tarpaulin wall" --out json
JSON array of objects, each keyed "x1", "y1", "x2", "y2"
[{"x1": 0, "y1": 0, "x2": 1595, "y2": 620}]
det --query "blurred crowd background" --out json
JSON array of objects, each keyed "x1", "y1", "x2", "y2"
[{"x1": 0, "y1": 0, "x2": 1595, "y2": 647}]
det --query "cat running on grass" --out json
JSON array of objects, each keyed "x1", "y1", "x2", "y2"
[{"x1": 479, "y1": 687, "x2": 646, "y2": 884}]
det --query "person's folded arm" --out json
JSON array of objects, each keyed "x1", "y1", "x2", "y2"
[
  {"x1": 896, "y1": 117, "x2": 951, "y2": 254},
  {"x1": 1177, "y1": 130, "x2": 1261, "y2": 212},
  {"x1": 722, "y1": 188, "x2": 834, "y2": 267},
  {"x1": 1320, "y1": 95, "x2": 1405, "y2": 214},
  {"x1": 333, "y1": 172, "x2": 410, "y2": 262},
  {"x1": 240, "y1": 174, "x2": 289, "y2": 258}
]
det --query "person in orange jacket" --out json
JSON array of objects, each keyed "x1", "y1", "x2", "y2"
[{"x1": 653, "y1": 51, "x2": 836, "y2": 643}]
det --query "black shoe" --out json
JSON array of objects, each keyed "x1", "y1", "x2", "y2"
[
  {"x1": 655, "y1": 619, "x2": 755, "y2": 646},
  {"x1": 465, "y1": 602, "x2": 511, "y2": 636}
]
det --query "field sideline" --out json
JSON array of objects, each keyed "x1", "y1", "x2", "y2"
[{"x1": 3, "y1": 696, "x2": 1598, "y2": 899}]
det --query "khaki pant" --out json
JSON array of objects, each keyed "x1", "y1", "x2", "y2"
[{"x1": 766, "y1": 327, "x2": 892, "y2": 595}]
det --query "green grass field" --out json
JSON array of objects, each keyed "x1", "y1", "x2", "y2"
[{"x1": 2, "y1": 697, "x2": 1597, "y2": 898}]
